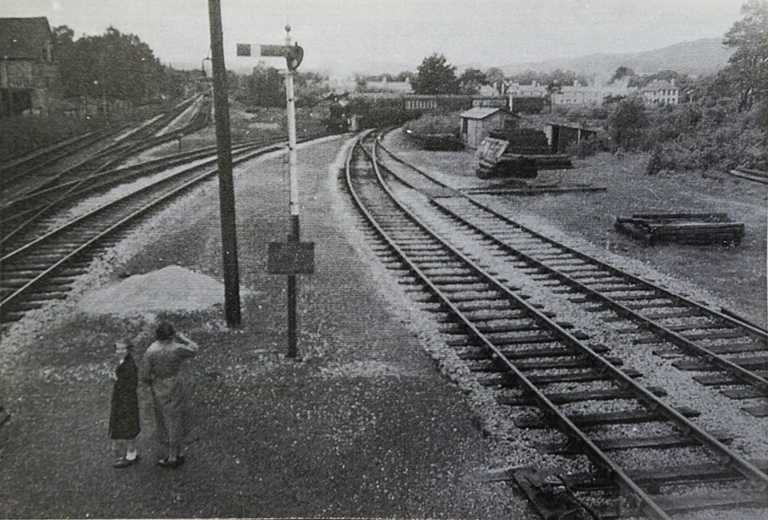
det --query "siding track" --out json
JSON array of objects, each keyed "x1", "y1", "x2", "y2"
[
  {"x1": 0, "y1": 137, "x2": 286, "y2": 325},
  {"x1": 345, "y1": 131, "x2": 768, "y2": 519}
]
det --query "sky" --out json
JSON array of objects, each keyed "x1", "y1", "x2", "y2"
[{"x1": 2, "y1": 0, "x2": 748, "y2": 77}]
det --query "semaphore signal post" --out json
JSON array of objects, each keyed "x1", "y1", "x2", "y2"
[{"x1": 238, "y1": 27, "x2": 312, "y2": 359}]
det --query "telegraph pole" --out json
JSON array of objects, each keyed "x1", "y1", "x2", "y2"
[{"x1": 207, "y1": 0, "x2": 241, "y2": 327}]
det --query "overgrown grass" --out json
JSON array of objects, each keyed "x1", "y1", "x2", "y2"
[{"x1": 0, "y1": 102, "x2": 179, "y2": 163}]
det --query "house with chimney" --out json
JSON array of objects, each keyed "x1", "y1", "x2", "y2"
[{"x1": 0, "y1": 17, "x2": 61, "y2": 117}]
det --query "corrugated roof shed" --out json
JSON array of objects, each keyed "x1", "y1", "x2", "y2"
[
  {"x1": 460, "y1": 107, "x2": 503, "y2": 120},
  {"x1": 0, "y1": 17, "x2": 52, "y2": 60}
]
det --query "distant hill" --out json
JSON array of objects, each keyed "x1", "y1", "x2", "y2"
[{"x1": 501, "y1": 38, "x2": 734, "y2": 78}]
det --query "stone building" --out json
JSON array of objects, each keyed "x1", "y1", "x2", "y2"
[
  {"x1": 0, "y1": 17, "x2": 61, "y2": 117},
  {"x1": 641, "y1": 79, "x2": 680, "y2": 105}
]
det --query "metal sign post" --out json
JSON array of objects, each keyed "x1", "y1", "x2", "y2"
[{"x1": 237, "y1": 28, "x2": 311, "y2": 358}]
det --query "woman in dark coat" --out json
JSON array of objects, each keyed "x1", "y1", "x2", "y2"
[{"x1": 109, "y1": 341, "x2": 140, "y2": 468}]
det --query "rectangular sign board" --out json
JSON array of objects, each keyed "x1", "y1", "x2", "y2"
[
  {"x1": 236, "y1": 43, "x2": 252, "y2": 56},
  {"x1": 267, "y1": 241, "x2": 315, "y2": 274}
]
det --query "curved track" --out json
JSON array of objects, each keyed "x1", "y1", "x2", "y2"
[
  {"x1": 0, "y1": 95, "x2": 208, "y2": 204},
  {"x1": 375, "y1": 138, "x2": 768, "y2": 412},
  {"x1": 344, "y1": 131, "x2": 768, "y2": 519},
  {"x1": 0, "y1": 136, "x2": 287, "y2": 325}
]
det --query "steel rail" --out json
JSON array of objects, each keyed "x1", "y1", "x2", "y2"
[
  {"x1": 347, "y1": 132, "x2": 768, "y2": 519},
  {"x1": 0, "y1": 140, "x2": 284, "y2": 320},
  {"x1": 430, "y1": 198, "x2": 768, "y2": 393},
  {"x1": 375, "y1": 140, "x2": 768, "y2": 392},
  {"x1": 0, "y1": 138, "x2": 272, "y2": 248}
]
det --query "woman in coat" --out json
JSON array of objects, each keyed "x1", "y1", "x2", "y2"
[
  {"x1": 109, "y1": 341, "x2": 140, "y2": 468},
  {"x1": 142, "y1": 322, "x2": 198, "y2": 469}
]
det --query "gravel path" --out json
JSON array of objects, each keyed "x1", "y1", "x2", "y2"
[
  {"x1": 0, "y1": 136, "x2": 534, "y2": 519},
  {"x1": 1, "y1": 129, "x2": 765, "y2": 520}
]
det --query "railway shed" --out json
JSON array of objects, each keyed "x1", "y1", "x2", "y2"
[
  {"x1": 545, "y1": 121, "x2": 599, "y2": 154},
  {"x1": 460, "y1": 107, "x2": 511, "y2": 148},
  {"x1": 0, "y1": 17, "x2": 61, "y2": 117}
]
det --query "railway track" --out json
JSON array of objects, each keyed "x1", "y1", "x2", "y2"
[
  {"x1": 374, "y1": 138, "x2": 768, "y2": 415},
  {"x1": 0, "y1": 137, "x2": 274, "y2": 251},
  {"x1": 0, "y1": 95, "x2": 207, "y2": 203},
  {"x1": 345, "y1": 131, "x2": 768, "y2": 519},
  {"x1": 0, "y1": 137, "x2": 286, "y2": 325}
]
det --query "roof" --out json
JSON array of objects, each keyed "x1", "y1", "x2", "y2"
[
  {"x1": 0, "y1": 17, "x2": 52, "y2": 60},
  {"x1": 460, "y1": 107, "x2": 504, "y2": 120},
  {"x1": 643, "y1": 80, "x2": 678, "y2": 92}
]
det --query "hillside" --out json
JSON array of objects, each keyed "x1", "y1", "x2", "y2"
[{"x1": 501, "y1": 38, "x2": 733, "y2": 77}]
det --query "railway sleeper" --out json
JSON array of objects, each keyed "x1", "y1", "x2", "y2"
[
  {"x1": 437, "y1": 283, "x2": 491, "y2": 293},
  {"x1": 484, "y1": 331, "x2": 558, "y2": 344},
  {"x1": 649, "y1": 488, "x2": 768, "y2": 514},
  {"x1": 476, "y1": 368, "x2": 638, "y2": 387},
  {"x1": 741, "y1": 403, "x2": 768, "y2": 417},
  {"x1": 693, "y1": 371, "x2": 768, "y2": 386},
  {"x1": 612, "y1": 295, "x2": 673, "y2": 305},
  {"x1": 460, "y1": 308, "x2": 524, "y2": 320},
  {"x1": 7, "y1": 301, "x2": 45, "y2": 312},
  {"x1": 558, "y1": 460, "x2": 768, "y2": 492},
  {"x1": 641, "y1": 308, "x2": 707, "y2": 320},
  {"x1": 445, "y1": 292, "x2": 507, "y2": 302},
  {"x1": 428, "y1": 274, "x2": 483, "y2": 284},
  {"x1": 651, "y1": 343, "x2": 767, "y2": 357},
  {"x1": 681, "y1": 329, "x2": 748, "y2": 341},
  {"x1": 454, "y1": 343, "x2": 587, "y2": 359},
  {"x1": 27, "y1": 290, "x2": 70, "y2": 301},
  {"x1": 721, "y1": 387, "x2": 767, "y2": 399},
  {"x1": 665, "y1": 322, "x2": 734, "y2": 333},
  {"x1": 467, "y1": 356, "x2": 598, "y2": 373},
  {"x1": 453, "y1": 300, "x2": 516, "y2": 312},
  {"x1": 498, "y1": 381, "x2": 655, "y2": 408},
  {"x1": 569, "y1": 272, "x2": 618, "y2": 281},
  {"x1": 515, "y1": 405, "x2": 699, "y2": 428},
  {"x1": 673, "y1": 355, "x2": 768, "y2": 372},
  {"x1": 534, "y1": 428, "x2": 733, "y2": 455}
]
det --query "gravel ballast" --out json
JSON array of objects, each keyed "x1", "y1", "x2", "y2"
[{"x1": 0, "y1": 136, "x2": 535, "y2": 519}]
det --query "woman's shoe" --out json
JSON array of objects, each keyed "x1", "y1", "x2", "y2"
[
  {"x1": 158, "y1": 456, "x2": 184, "y2": 469},
  {"x1": 114, "y1": 456, "x2": 139, "y2": 468}
]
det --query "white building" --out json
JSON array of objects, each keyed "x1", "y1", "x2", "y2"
[
  {"x1": 641, "y1": 80, "x2": 679, "y2": 105},
  {"x1": 551, "y1": 81, "x2": 637, "y2": 107},
  {"x1": 507, "y1": 81, "x2": 548, "y2": 99}
]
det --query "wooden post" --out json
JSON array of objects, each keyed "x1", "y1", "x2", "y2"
[{"x1": 207, "y1": 0, "x2": 241, "y2": 327}]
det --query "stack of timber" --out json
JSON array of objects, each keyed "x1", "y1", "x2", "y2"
[
  {"x1": 614, "y1": 213, "x2": 745, "y2": 245},
  {"x1": 492, "y1": 129, "x2": 573, "y2": 170},
  {"x1": 476, "y1": 136, "x2": 571, "y2": 180}
]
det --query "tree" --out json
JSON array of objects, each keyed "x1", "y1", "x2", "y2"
[
  {"x1": 412, "y1": 54, "x2": 460, "y2": 95},
  {"x1": 52, "y1": 25, "x2": 175, "y2": 104},
  {"x1": 458, "y1": 68, "x2": 487, "y2": 94},
  {"x1": 242, "y1": 66, "x2": 284, "y2": 107},
  {"x1": 485, "y1": 67, "x2": 506, "y2": 94},
  {"x1": 294, "y1": 71, "x2": 331, "y2": 107},
  {"x1": 610, "y1": 66, "x2": 636, "y2": 84},
  {"x1": 723, "y1": 0, "x2": 768, "y2": 111},
  {"x1": 607, "y1": 98, "x2": 648, "y2": 150}
]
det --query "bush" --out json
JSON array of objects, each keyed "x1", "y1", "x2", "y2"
[
  {"x1": 403, "y1": 113, "x2": 460, "y2": 136},
  {"x1": 0, "y1": 115, "x2": 102, "y2": 162}
]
